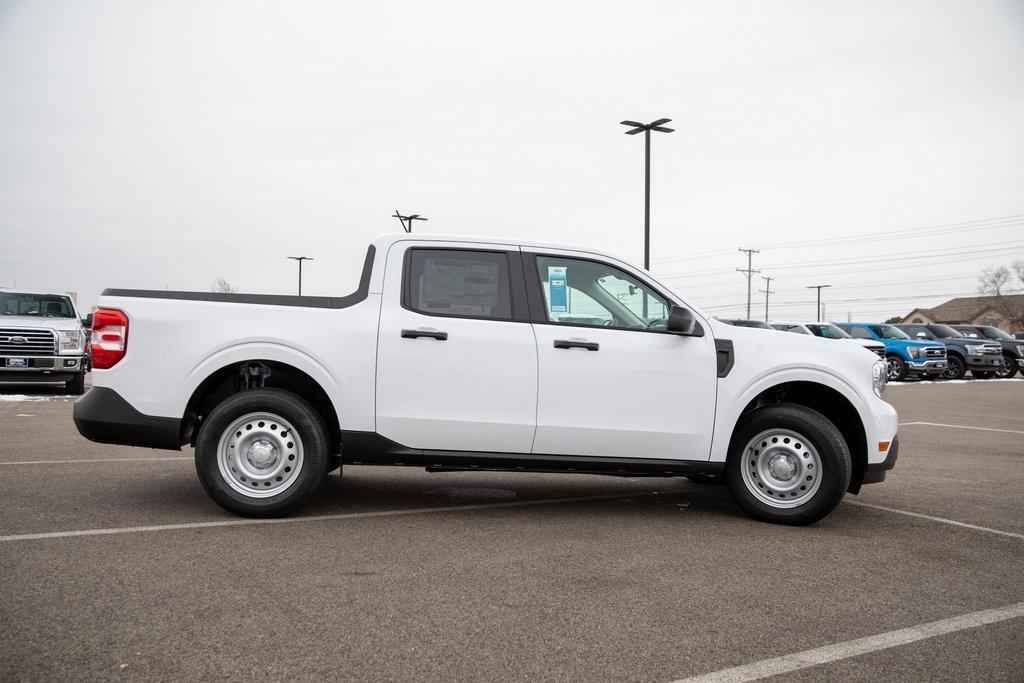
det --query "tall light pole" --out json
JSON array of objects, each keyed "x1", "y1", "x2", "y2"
[
  {"x1": 287, "y1": 256, "x2": 313, "y2": 296},
  {"x1": 620, "y1": 118, "x2": 674, "y2": 271},
  {"x1": 759, "y1": 275, "x2": 775, "y2": 322},
  {"x1": 737, "y1": 247, "x2": 760, "y2": 320},
  {"x1": 392, "y1": 211, "x2": 428, "y2": 233},
  {"x1": 807, "y1": 284, "x2": 831, "y2": 320}
]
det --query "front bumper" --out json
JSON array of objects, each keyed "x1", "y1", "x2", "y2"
[
  {"x1": 74, "y1": 387, "x2": 183, "y2": 450},
  {"x1": 862, "y1": 436, "x2": 899, "y2": 484},
  {"x1": 964, "y1": 355, "x2": 1003, "y2": 369},
  {"x1": 0, "y1": 355, "x2": 85, "y2": 382},
  {"x1": 906, "y1": 359, "x2": 946, "y2": 374}
]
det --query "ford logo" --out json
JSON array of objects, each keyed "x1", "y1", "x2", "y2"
[{"x1": 9, "y1": 336, "x2": 27, "y2": 344}]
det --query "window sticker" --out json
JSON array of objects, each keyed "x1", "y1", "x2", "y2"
[{"x1": 548, "y1": 266, "x2": 568, "y2": 313}]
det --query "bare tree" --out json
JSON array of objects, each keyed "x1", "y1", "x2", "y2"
[
  {"x1": 1013, "y1": 260, "x2": 1024, "y2": 288},
  {"x1": 978, "y1": 265, "x2": 1011, "y2": 295},
  {"x1": 211, "y1": 277, "x2": 237, "y2": 294}
]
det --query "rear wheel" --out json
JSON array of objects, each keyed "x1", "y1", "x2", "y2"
[
  {"x1": 65, "y1": 373, "x2": 85, "y2": 395},
  {"x1": 195, "y1": 388, "x2": 330, "y2": 517},
  {"x1": 971, "y1": 371, "x2": 995, "y2": 380},
  {"x1": 885, "y1": 355, "x2": 906, "y2": 381},
  {"x1": 996, "y1": 354, "x2": 1018, "y2": 379},
  {"x1": 725, "y1": 404, "x2": 851, "y2": 525},
  {"x1": 942, "y1": 355, "x2": 966, "y2": 380}
]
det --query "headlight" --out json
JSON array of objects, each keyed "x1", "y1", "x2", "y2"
[
  {"x1": 57, "y1": 330, "x2": 84, "y2": 353},
  {"x1": 907, "y1": 346, "x2": 921, "y2": 358},
  {"x1": 872, "y1": 359, "x2": 888, "y2": 397},
  {"x1": 965, "y1": 344, "x2": 983, "y2": 356}
]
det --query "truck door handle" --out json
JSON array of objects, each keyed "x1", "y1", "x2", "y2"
[
  {"x1": 554, "y1": 339, "x2": 599, "y2": 351},
  {"x1": 401, "y1": 329, "x2": 448, "y2": 341}
]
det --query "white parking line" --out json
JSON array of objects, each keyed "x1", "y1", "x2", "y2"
[
  {"x1": 898, "y1": 421, "x2": 1024, "y2": 435},
  {"x1": 672, "y1": 601, "x2": 1024, "y2": 683},
  {"x1": 0, "y1": 492, "x2": 652, "y2": 543},
  {"x1": 0, "y1": 457, "x2": 192, "y2": 466},
  {"x1": 845, "y1": 500, "x2": 1024, "y2": 541}
]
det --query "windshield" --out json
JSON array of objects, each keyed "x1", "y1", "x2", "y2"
[
  {"x1": 930, "y1": 324, "x2": 963, "y2": 338},
  {"x1": 870, "y1": 324, "x2": 910, "y2": 340},
  {"x1": 980, "y1": 326, "x2": 1013, "y2": 340},
  {"x1": 0, "y1": 293, "x2": 75, "y2": 318},
  {"x1": 806, "y1": 324, "x2": 850, "y2": 339}
]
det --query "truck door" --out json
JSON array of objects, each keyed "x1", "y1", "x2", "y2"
[
  {"x1": 375, "y1": 241, "x2": 538, "y2": 453},
  {"x1": 523, "y1": 250, "x2": 718, "y2": 460}
]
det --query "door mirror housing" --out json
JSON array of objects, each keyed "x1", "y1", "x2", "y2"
[
  {"x1": 82, "y1": 314, "x2": 93, "y2": 329},
  {"x1": 915, "y1": 332, "x2": 927, "y2": 338},
  {"x1": 667, "y1": 305, "x2": 703, "y2": 336}
]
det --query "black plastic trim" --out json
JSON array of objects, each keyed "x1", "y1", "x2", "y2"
[
  {"x1": 715, "y1": 339, "x2": 735, "y2": 377},
  {"x1": 339, "y1": 430, "x2": 723, "y2": 476},
  {"x1": 73, "y1": 387, "x2": 183, "y2": 450},
  {"x1": 102, "y1": 246, "x2": 375, "y2": 309}
]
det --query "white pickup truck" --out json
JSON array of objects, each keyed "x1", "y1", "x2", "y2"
[{"x1": 74, "y1": 234, "x2": 898, "y2": 524}]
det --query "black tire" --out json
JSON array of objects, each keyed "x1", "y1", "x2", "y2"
[
  {"x1": 885, "y1": 355, "x2": 907, "y2": 382},
  {"x1": 942, "y1": 354, "x2": 966, "y2": 380},
  {"x1": 971, "y1": 371, "x2": 995, "y2": 380},
  {"x1": 65, "y1": 373, "x2": 86, "y2": 395},
  {"x1": 195, "y1": 388, "x2": 330, "y2": 517},
  {"x1": 685, "y1": 473, "x2": 725, "y2": 485},
  {"x1": 996, "y1": 354, "x2": 1018, "y2": 379},
  {"x1": 725, "y1": 403, "x2": 851, "y2": 525}
]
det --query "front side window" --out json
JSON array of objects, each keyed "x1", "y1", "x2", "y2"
[
  {"x1": 405, "y1": 249, "x2": 511, "y2": 320},
  {"x1": 773, "y1": 324, "x2": 809, "y2": 334},
  {"x1": 534, "y1": 255, "x2": 669, "y2": 331},
  {"x1": 870, "y1": 324, "x2": 910, "y2": 340},
  {"x1": 980, "y1": 326, "x2": 1013, "y2": 340},
  {"x1": 929, "y1": 324, "x2": 963, "y2": 339},
  {"x1": 806, "y1": 324, "x2": 850, "y2": 339},
  {"x1": 844, "y1": 325, "x2": 875, "y2": 340},
  {"x1": 901, "y1": 324, "x2": 933, "y2": 339}
]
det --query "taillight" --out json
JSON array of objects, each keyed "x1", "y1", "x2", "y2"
[{"x1": 91, "y1": 308, "x2": 128, "y2": 369}]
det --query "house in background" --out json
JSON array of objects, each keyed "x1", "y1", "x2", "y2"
[{"x1": 902, "y1": 294, "x2": 1024, "y2": 331}]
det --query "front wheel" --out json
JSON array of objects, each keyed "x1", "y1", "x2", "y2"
[
  {"x1": 971, "y1": 371, "x2": 995, "y2": 380},
  {"x1": 725, "y1": 404, "x2": 851, "y2": 525},
  {"x1": 886, "y1": 355, "x2": 907, "y2": 382},
  {"x1": 996, "y1": 355, "x2": 1018, "y2": 379},
  {"x1": 942, "y1": 355, "x2": 966, "y2": 380},
  {"x1": 195, "y1": 388, "x2": 330, "y2": 517}
]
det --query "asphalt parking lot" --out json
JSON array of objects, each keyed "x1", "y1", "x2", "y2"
[{"x1": 1, "y1": 379, "x2": 1022, "y2": 681}]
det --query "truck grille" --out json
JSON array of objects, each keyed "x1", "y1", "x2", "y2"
[
  {"x1": 923, "y1": 346, "x2": 945, "y2": 359},
  {"x1": 0, "y1": 328, "x2": 56, "y2": 355},
  {"x1": 980, "y1": 343, "x2": 1002, "y2": 356}
]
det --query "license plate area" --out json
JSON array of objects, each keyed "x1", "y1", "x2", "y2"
[{"x1": 6, "y1": 357, "x2": 28, "y2": 368}]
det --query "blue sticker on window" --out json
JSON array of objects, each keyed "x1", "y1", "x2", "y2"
[{"x1": 548, "y1": 266, "x2": 568, "y2": 313}]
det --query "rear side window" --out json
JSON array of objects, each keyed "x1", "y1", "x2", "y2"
[{"x1": 404, "y1": 249, "x2": 512, "y2": 320}]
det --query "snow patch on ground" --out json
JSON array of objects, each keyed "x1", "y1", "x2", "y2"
[
  {"x1": 0, "y1": 394, "x2": 74, "y2": 402},
  {"x1": 889, "y1": 378, "x2": 1024, "y2": 387}
]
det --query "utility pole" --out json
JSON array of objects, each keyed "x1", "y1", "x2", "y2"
[
  {"x1": 736, "y1": 247, "x2": 760, "y2": 320},
  {"x1": 392, "y1": 211, "x2": 428, "y2": 233},
  {"x1": 287, "y1": 256, "x2": 313, "y2": 296},
  {"x1": 807, "y1": 284, "x2": 832, "y2": 320},
  {"x1": 759, "y1": 275, "x2": 775, "y2": 322}
]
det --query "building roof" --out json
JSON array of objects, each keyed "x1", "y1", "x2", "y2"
[{"x1": 908, "y1": 294, "x2": 1024, "y2": 323}]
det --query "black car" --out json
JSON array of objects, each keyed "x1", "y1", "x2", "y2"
[
  {"x1": 953, "y1": 325, "x2": 1023, "y2": 379},
  {"x1": 895, "y1": 323, "x2": 1003, "y2": 380}
]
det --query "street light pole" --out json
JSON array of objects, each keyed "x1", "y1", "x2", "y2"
[
  {"x1": 392, "y1": 211, "x2": 428, "y2": 233},
  {"x1": 287, "y1": 256, "x2": 313, "y2": 296},
  {"x1": 807, "y1": 284, "x2": 832, "y2": 320},
  {"x1": 620, "y1": 118, "x2": 674, "y2": 271}
]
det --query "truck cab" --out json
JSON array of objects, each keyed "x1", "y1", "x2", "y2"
[
  {"x1": 895, "y1": 323, "x2": 1002, "y2": 380},
  {"x1": 953, "y1": 325, "x2": 1023, "y2": 379},
  {"x1": 835, "y1": 322, "x2": 946, "y2": 381},
  {"x1": 0, "y1": 291, "x2": 89, "y2": 394}
]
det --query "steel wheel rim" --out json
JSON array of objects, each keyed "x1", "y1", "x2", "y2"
[
  {"x1": 217, "y1": 412, "x2": 304, "y2": 498},
  {"x1": 740, "y1": 428, "x2": 822, "y2": 508},
  {"x1": 886, "y1": 358, "x2": 902, "y2": 380}
]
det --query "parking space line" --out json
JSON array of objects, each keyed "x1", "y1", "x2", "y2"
[
  {"x1": 898, "y1": 421, "x2": 1024, "y2": 435},
  {"x1": 0, "y1": 457, "x2": 192, "y2": 466},
  {"x1": 0, "y1": 492, "x2": 652, "y2": 543},
  {"x1": 672, "y1": 601, "x2": 1024, "y2": 683},
  {"x1": 846, "y1": 500, "x2": 1024, "y2": 541}
]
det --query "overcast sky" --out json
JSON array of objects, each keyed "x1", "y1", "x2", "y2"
[{"x1": 2, "y1": 0, "x2": 1022, "y2": 320}]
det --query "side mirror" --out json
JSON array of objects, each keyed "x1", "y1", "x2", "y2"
[
  {"x1": 82, "y1": 314, "x2": 93, "y2": 329},
  {"x1": 667, "y1": 305, "x2": 703, "y2": 336},
  {"x1": 915, "y1": 332, "x2": 927, "y2": 338}
]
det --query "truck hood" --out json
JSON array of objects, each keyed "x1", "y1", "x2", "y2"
[
  {"x1": 846, "y1": 338, "x2": 884, "y2": 349},
  {"x1": 0, "y1": 315, "x2": 82, "y2": 332}
]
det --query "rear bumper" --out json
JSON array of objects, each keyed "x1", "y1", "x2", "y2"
[
  {"x1": 73, "y1": 387, "x2": 183, "y2": 450},
  {"x1": 862, "y1": 436, "x2": 899, "y2": 484}
]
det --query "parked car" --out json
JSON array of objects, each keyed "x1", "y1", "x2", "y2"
[
  {"x1": 894, "y1": 323, "x2": 1002, "y2": 380},
  {"x1": 716, "y1": 318, "x2": 778, "y2": 330},
  {"x1": 953, "y1": 325, "x2": 1024, "y2": 379},
  {"x1": 74, "y1": 234, "x2": 898, "y2": 525},
  {"x1": 834, "y1": 322, "x2": 946, "y2": 381},
  {"x1": 770, "y1": 322, "x2": 885, "y2": 358},
  {"x1": 0, "y1": 291, "x2": 90, "y2": 394}
]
